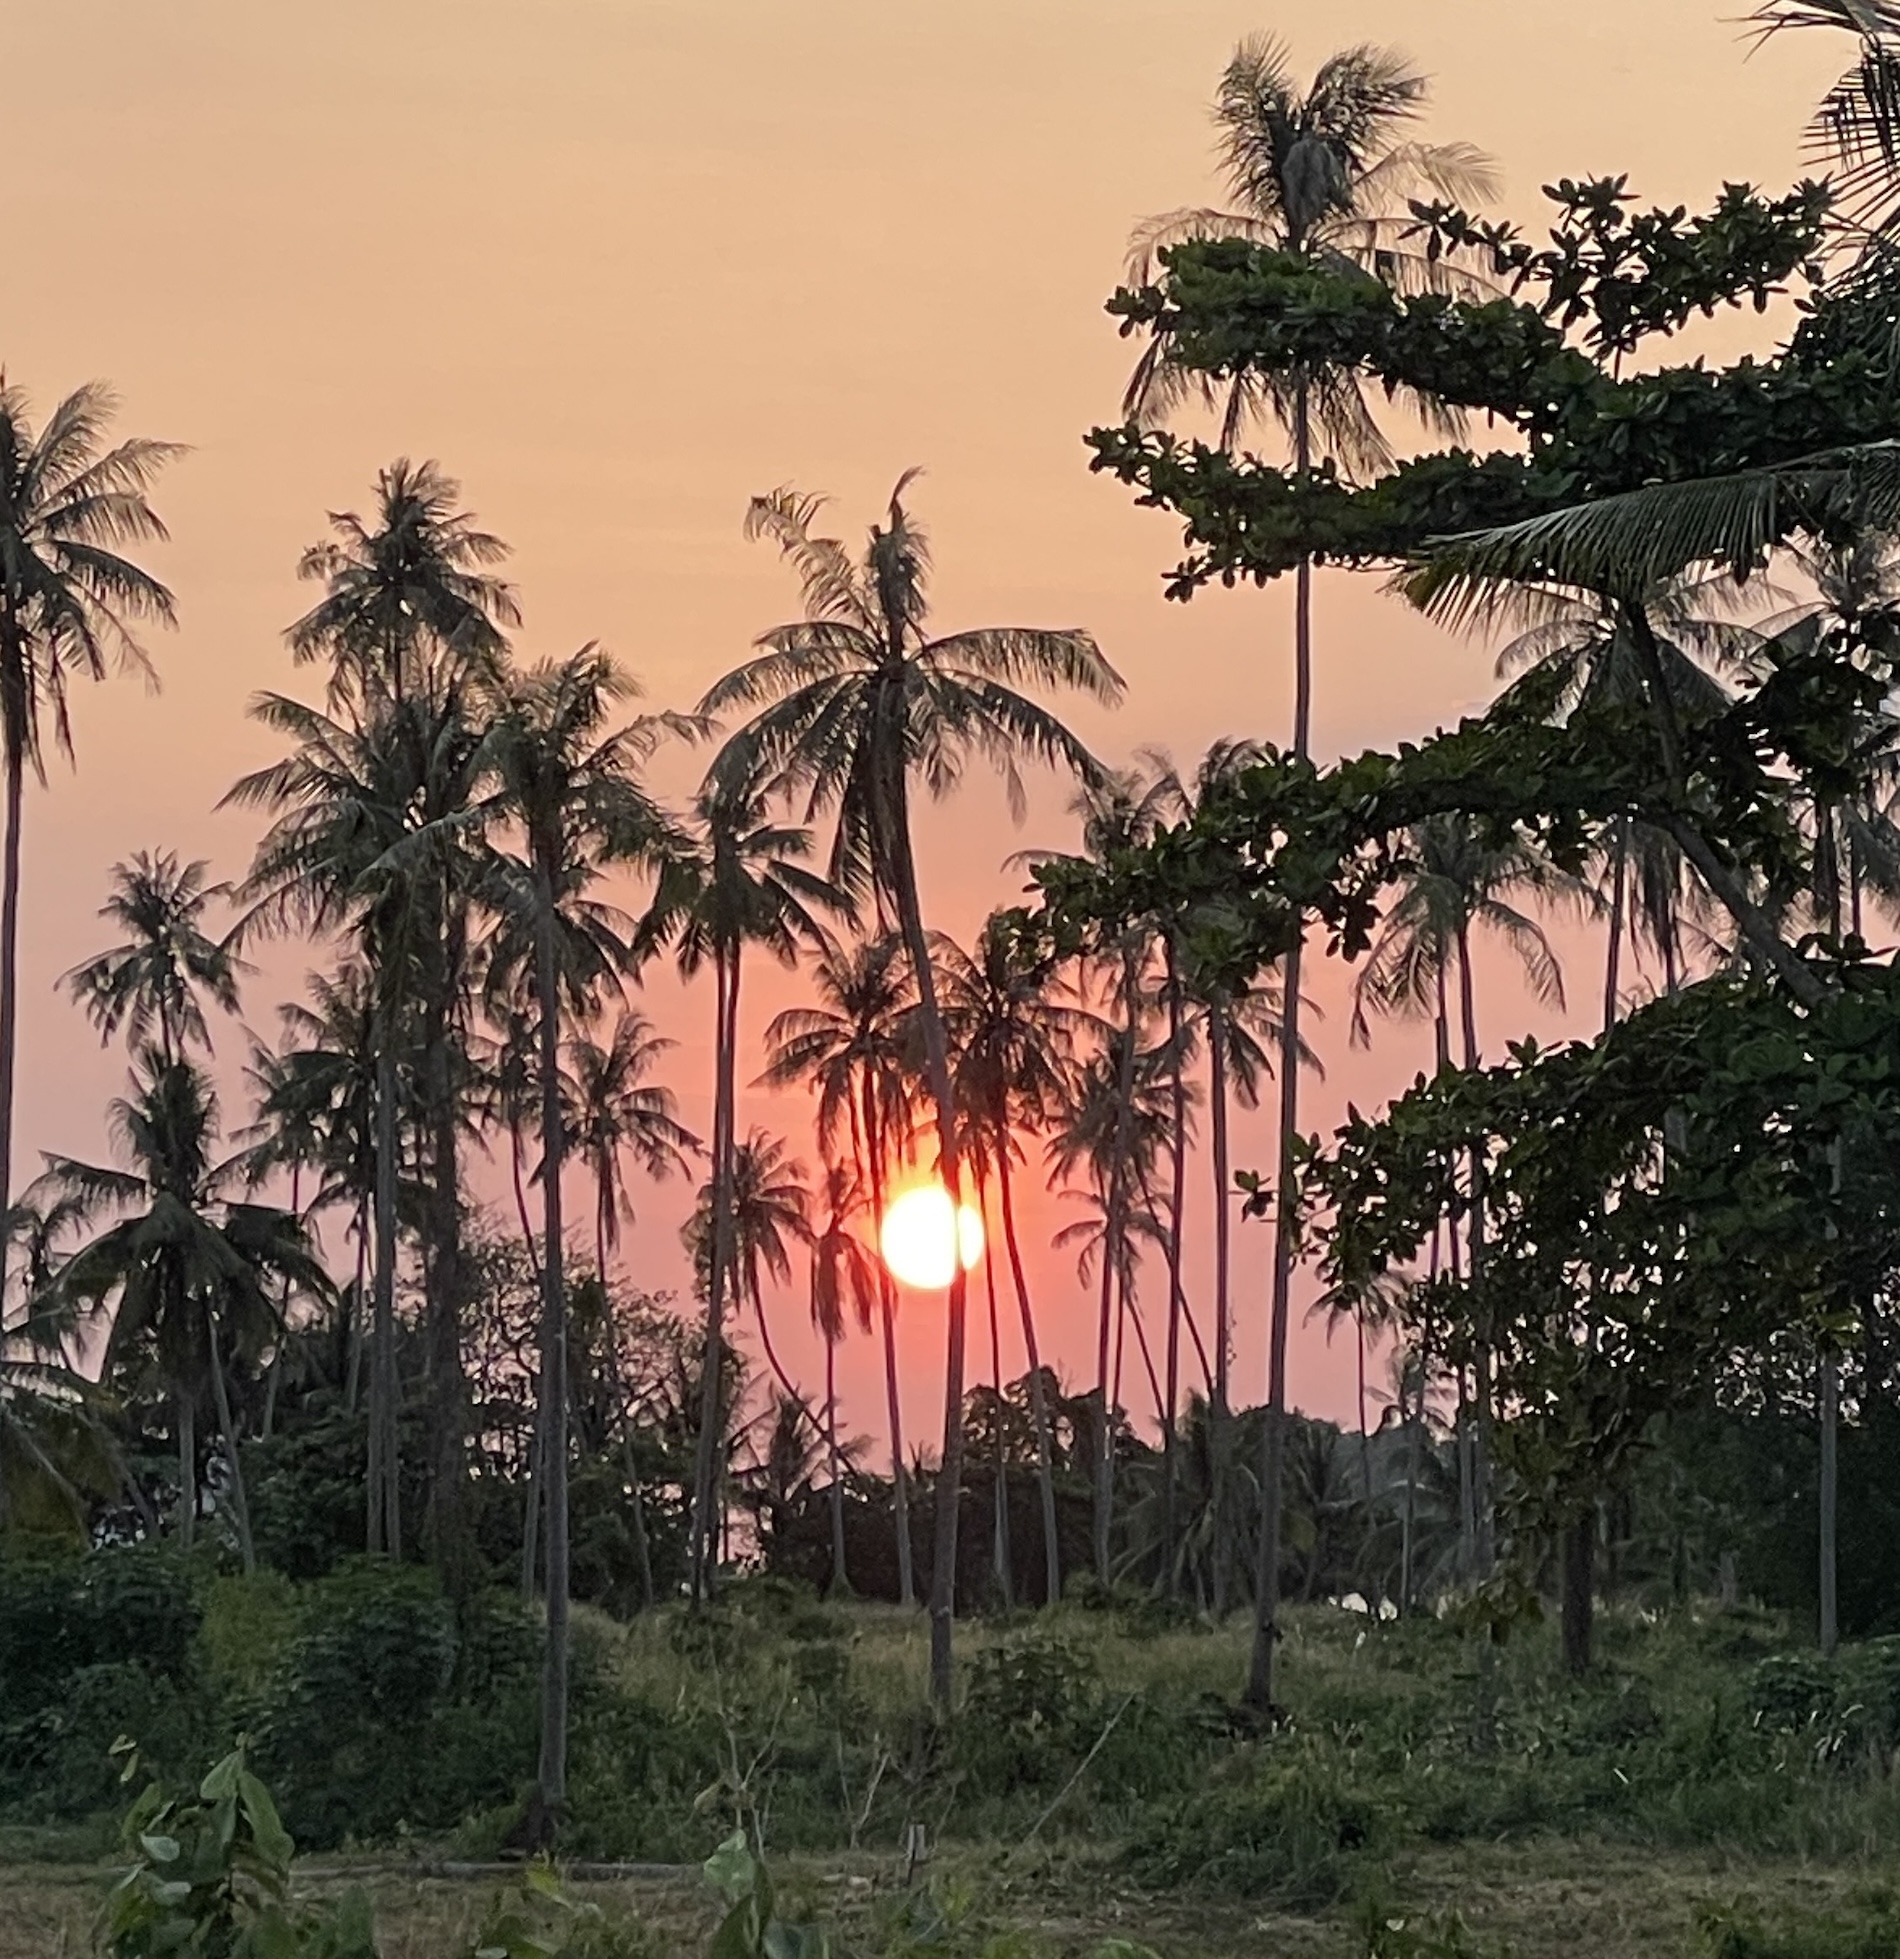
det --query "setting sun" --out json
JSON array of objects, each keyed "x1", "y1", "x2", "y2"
[{"x1": 879, "y1": 1183, "x2": 984, "y2": 1291}]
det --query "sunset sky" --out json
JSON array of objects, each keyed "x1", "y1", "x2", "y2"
[{"x1": 0, "y1": 1, "x2": 1851, "y2": 1456}]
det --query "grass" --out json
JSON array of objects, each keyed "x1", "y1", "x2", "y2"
[{"x1": 12, "y1": 1594, "x2": 1900, "y2": 1956}]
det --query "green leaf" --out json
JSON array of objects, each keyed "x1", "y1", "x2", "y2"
[{"x1": 704, "y1": 1831, "x2": 758, "y2": 1907}]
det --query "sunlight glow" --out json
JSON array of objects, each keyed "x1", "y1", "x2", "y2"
[{"x1": 880, "y1": 1183, "x2": 984, "y2": 1291}]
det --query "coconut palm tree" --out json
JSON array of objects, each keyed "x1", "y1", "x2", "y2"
[
  {"x1": 760, "y1": 930, "x2": 922, "y2": 1603},
  {"x1": 1125, "y1": 40, "x2": 1493, "y2": 1711},
  {"x1": 936, "y1": 916, "x2": 1094, "y2": 1606},
  {"x1": 231, "y1": 463, "x2": 514, "y2": 1565},
  {"x1": 63, "y1": 852, "x2": 244, "y2": 1068},
  {"x1": 0, "y1": 1326, "x2": 122, "y2": 1544},
  {"x1": 690, "y1": 1130, "x2": 812, "y2": 1407},
  {"x1": 703, "y1": 473, "x2": 1119, "y2": 1702},
  {"x1": 810, "y1": 1163, "x2": 878, "y2": 1593},
  {"x1": 565, "y1": 1009, "x2": 698, "y2": 1284},
  {"x1": 639, "y1": 778, "x2": 846, "y2": 1602},
  {"x1": 1026, "y1": 765, "x2": 1177, "y2": 1586},
  {"x1": 476, "y1": 644, "x2": 677, "y2": 1847},
  {"x1": 32, "y1": 1052, "x2": 327, "y2": 1569},
  {"x1": 0, "y1": 380, "x2": 182, "y2": 1313}
]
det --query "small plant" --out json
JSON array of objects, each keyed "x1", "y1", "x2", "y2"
[
  {"x1": 466, "y1": 1861, "x2": 600, "y2": 1959},
  {"x1": 702, "y1": 1830, "x2": 830, "y2": 1959},
  {"x1": 96, "y1": 1740, "x2": 377, "y2": 1959}
]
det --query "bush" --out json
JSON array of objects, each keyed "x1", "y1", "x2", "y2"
[{"x1": 1128, "y1": 1739, "x2": 1392, "y2": 1903}]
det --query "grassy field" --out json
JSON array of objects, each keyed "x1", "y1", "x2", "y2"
[{"x1": 9, "y1": 1598, "x2": 1900, "y2": 1958}]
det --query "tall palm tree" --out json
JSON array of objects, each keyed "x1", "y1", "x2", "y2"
[
  {"x1": 810, "y1": 1163, "x2": 878, "y2": 1593},
  {"x1": 232, "y1": 463, "x2": 514, "y2": 1567},
  {"x1": 640, "y1": 778, "x2": 845, "y2": 1602},
  {"x1": 703, "y1": 473, "x2": 1119, "y2": 1699},
  {"x1": 1127, "y1": 39, "x2": 1493, "y2": 1712},
  {"x1": 477, "y1": 645, "x2": 677, "y2": 1847},
  {"x1": 0, "y1": 380, "x2": 182, "y2": 1315},
  {"x1": 760, "y1": 930, "x2": 922, "y2": 1603},
  {"x1": 936, "y1": 916, "x2": 1094, "y2": 1607},
  {"x1": 63, "y1": 852, "x2": 244, "y2": 1068},
  {"x1": 32, "y1": 1052, "x2": 327, "y2": 1570},
  {"x1": 565, "y1": 1009, "x2": 698, "y2": 1284}
]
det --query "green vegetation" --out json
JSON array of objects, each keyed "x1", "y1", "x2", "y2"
[{"x1": 21, "y1": 4, "x2": 1900, "y2": 1954}]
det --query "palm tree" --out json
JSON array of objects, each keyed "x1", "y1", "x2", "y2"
[
  {"x1": 936, "y1": 916, "x2": 1094, "y2": 1606},
  {"x1": 810, "y1": 1163, "x2": 878, "y2": 1593},
  {"x1": 32, "y1": 1052, "x2": 327, "y2": 1569},
  {"x1": 565, "y1": 1009, "x2": 698, "y2": 1284},
  {"x1": 231, "y1": 463, "x2": 514, "y2": 1566},
  {"x1": 703, "y1": 475, "x2": 1119, "y2": 1702},
  {"x1": 1027, "y1": 765, "x2": 1178, "y2": 1586},
  {"x1": 477, "y1": 645, "x2": 677, "y2": 1847},
  {"x1": 1126, "y1": 39, "x2": 1493, "y2": 1712},
  {"x1": 760, "y1": 930, "x2": 922, "y2": 1603},
  {"x1": 640, "y1": 778, "x2": 845, "y2": 1602},
  {"x1": 693, "y1": 1129, "x2": 812, "y2": 1406},
  {"x1": 0, "y1": 1327, "x2": 121, "y2": 1543},
  {"x1": 0, "y1": 380, "x2": 182, "y2": 1314},
  {"x1": 63, "y1": 852, "x2": 244, "y2": 1067}
]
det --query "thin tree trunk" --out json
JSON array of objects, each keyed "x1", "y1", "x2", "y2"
[
  {"x1": 1455, "y1": 925, "x2": 1495, "y2": 1583},
  {"x1": 827, "y1": 1334, "x2": 849, "y2": 1596},
  {"x1": 206, "y1": 1316, "x2": 256, "y2": 1576},
  {"x1": 0, "y1": 716, "x2": 23, "y2": 1322},
  {"x1": 886, "y1": 788, "x2": 970, "y2": 1710},
  {"x1": 1161, "y1": 953, "x2": 1189, "y2": 1599},
  {"x1": 864, "y1": 1094, "x2": 915, "y2": 1607},
  {"x1": 369, "y1": 1034, "x2": 401, "y2": 1557},
  {"x1": 997, "y1": 1129, "x2": 1061, "y2": 1606},
  {"x1": 346, "y1": 1202, "x2": 367, "y2": 1415},
  {"x1": 752, "y1": 1283, "x2": 800, "y2": 1402},
  {"x1": 1603, "y1": 822, "x2": 1627, "y2": 1031},
  {"x1": 512, "y1": 1128, "x2": 540, "y2": 1273},
  {"x1": 177, "y1": 1390, "x2": 196, "y2": 1550},
  {"x1": 689, "y1": 951, "x2": 740, "y2": 1601},
  {"x1": 532, "y1": 861, "x2": 571, "y2": 1844},
  {"x1": 1210, "y1": 1010, "x2": 1234, "y2": 1616},
  {"x1": 424, "y1": 945, "x2": 470, "y2": 1593},
  {"x1": 982, "y1": 1188, "x2": 1013, "y2": 1609},
  {"x1": 1562, "y1": 1505, "x2": 1594, "y2": 1676},
  {"x1": 1246, "y1": 381, "x2": 1313, "y2": 1717},
  {"x1": 1821, "y1": 1347, "x2": 1840, "y2": 1656},
  {"x1": 1096, "y1": 951, "x2": 1141, "y2": 1591}
]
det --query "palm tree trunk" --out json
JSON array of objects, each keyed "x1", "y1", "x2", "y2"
[
  {"x1": 1246, "y1": 380, "x2": 1313, "y2": 1716},
  {"x1": 1097, "y1": 952, "x2": 1142, "y2": 1591},
  {"x1": 424, "y1": 963, "x2": 470, "y2": 1593},
  {"x1": 981, "y1": 1191, "x2": 1013, "y2": 1609},
  {"x1": 512, "y1": 1127, "x2": 541, "y2": 1273},
  {"x1": 1209, "y1": 1011, "x2": 1234, "y2": 1616},
  {"x1": 826, "y1": 1334, "x2": 849, "y2": 1596},
  {"x1": 1821, "y1": 1346, "x2": 1840, "y2": 1656},
  {"x1": 1455, "y1": 924, "x2": 1495, "y2": 1582},
  {"x1": 177, "y1": 1389, "x2": 196, "y2": 1550},
  {"x1": 206, "y1": 1316, "x2": 256, "y2": 1577},
  {"x1": 1401, "y1": 1223, "x2": 1441, "y2": 1616},
  {"x1": 1603, "y1": 821, "x2": 1628, "y2": 1031},
  {"x1": 689, "y1": 949, "x2": 740, "y2": 1601},
  {"x1": 346, "y1": 1201, "x2": 367, "y2": 1415},
  {"x1": 864, "y1": 1094, "x2": 915, "y2": 1607},
  {"x1": 532, "y1": 860, "x2": 571, "y2": 1844},
  {"x1": 752, "y1": 1282, "x2": 800, "y2": 1402},
  {"x1": 368, "y1": 1033, "x2": 401, "y2": 1558},
  {"x1": 0, "y1": 710, "x2": 24, "y2": 1324},
  {"x1": 1161, "y1": 954, "x2": 1189, "y2": 1600},
  {"x1": 996, "y1": 1125, "x2": 1061, "y2": 1606}
]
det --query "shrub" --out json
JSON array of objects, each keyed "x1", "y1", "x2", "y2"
[{"x1": 1128, "y1": 1739, "x2": 1392, "y2": 1903}]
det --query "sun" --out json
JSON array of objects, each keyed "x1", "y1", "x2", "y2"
[{"x1": 880, "y1": 1183, "x2": 984, "y2": 1291}]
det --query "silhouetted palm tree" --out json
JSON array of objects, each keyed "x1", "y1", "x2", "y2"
[
  {"x1": 0, "y1": 380, "x2": 181, "y2": 1313},
  {"x1": 33, "y1": 1053, "x2": 326, "y2": 1569},
  {"x1": 64, "y1": 852, "x2": 244, "y2": 1068},
  {"x1": 810, "y1": 1163, "x2": 878, "y2": 1593},
  {"x1": 703, "y1": 473, "x2": 1119, "y2": 1701},
  {"x1": 477, "y1": 645, "x2": 677, "y2": 1846},
  {"x1": 761, "y1": 930, "x2": 921, "y2": 1602},
  {"x1": 640, "y1": 778, "x2": 844, "y2": 1602}
]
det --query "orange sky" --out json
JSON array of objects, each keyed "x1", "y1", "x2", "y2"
[{"x1": 0, "y1": 2, "x2": 1852, "y2": 1456}]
